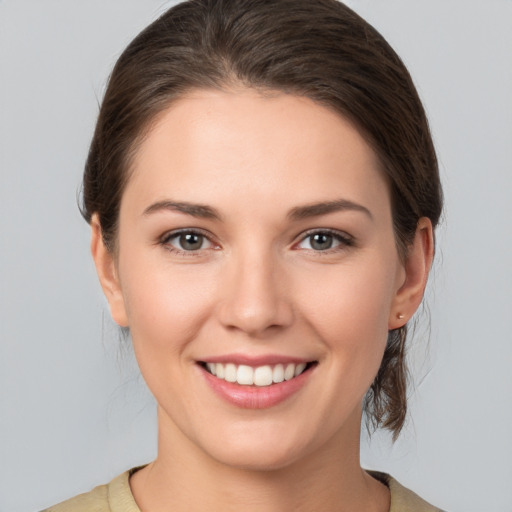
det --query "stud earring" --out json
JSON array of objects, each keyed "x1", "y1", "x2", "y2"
[{"x1": 396, "y1": 313, "x2": 405, "y2": 320}]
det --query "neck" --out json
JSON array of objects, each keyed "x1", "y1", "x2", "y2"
[{"x1": 130, "y1": 407, "x2": 389, "y2": 512}]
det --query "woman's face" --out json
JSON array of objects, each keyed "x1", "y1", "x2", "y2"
[{"x1": 97, "y1": 89, "x2": 415, "y2": 470}]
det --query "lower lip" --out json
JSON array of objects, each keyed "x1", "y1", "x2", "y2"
[{"x1": 200, "y1": 364, "x2": 314, "y2": 409}]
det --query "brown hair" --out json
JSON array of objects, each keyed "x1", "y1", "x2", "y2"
[{"x1": 81, "y1": 0, "x2": 443, "y2": 438}]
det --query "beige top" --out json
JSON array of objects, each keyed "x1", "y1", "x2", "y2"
[{"x1": 43, "y1": 468, "x2": 445, "y2": 512}]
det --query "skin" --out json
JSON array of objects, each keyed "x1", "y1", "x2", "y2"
[{"x1": 92, "y1": 88, "x2": 433, "y2": 512}]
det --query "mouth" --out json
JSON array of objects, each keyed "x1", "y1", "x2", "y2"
[{"x1": 199, "y1": 361, "x2": 317, "y2": 387}]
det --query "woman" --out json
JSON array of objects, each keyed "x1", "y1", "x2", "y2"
[{"x1": 44, "y1": 0, "x2": 443, "y2": 510}]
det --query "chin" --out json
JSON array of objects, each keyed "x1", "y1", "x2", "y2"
[
  {"x1": 193, "y1": 420, "x2": 323, "y2": 472},
  {"x1": 209, "y1": 442, "x2": 306, "y2": 472}
]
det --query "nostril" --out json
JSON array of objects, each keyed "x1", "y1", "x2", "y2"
[
  {"x1": 217, "y1": 299, "x2": 294, "y2": 336},
  {"x1": 215, "y1": 262, "x2": 294, "y2": 335}
]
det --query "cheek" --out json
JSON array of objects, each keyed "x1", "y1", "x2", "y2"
[
  {"x1": 118, "y1": 249, "x2": 216, "y2": 356},
  {"x1": 297, "y1": 257, "x2": 396, "y2": 376},
  {"x1": 118, "y1": 261, "x2": 219, "y2": 416},
  {"x1": 302, "y1": 259, "x2": 394, "y2": 328}
]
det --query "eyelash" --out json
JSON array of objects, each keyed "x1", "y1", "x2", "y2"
[
  {"x1": 159, "y1": 228, "x2": 217, "y2": 256},
  {"x1": 159, "y1": 228, "x2": 355, "y2": 256},
  {"x1": 294, "y1": 229, "x2": 355, "y2": 254}
]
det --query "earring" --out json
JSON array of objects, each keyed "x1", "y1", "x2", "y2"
[{"x1": 396, "y1": 313, "x2": 405, "y2": 320}]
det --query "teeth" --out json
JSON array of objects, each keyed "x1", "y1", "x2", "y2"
[
  {"x1": 294, "y1": 363, "x2": 306, "y2": 376},
  {"x1": 237, "y1": 365, "x2": 254, "y2": 385},
  {"x1": 215, "y1": 363, "x2": 225, "y2": 379},
  {"x1": 272, "y1": 364, "x2": 284, "y2": 383},
  {"x1": 225, "y1": 363, "x2": 237, "y2": 383},
  {"x1": 254, "y1": 366, "x2": 273, "y2": 386},
  {"x1": 284, "y1": 363, "x2": 295, "y2": 381},
  {"x1": 204, "y1": 362, "x2": 309, "y2": 386}
]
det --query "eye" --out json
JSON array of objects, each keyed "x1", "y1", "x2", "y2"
[
  {"x1": 162, "y1": 230, "x2": 214, "y2": 252},
  {"x1": 296, "y1": 230, "x2": 353, "y2": 252}
]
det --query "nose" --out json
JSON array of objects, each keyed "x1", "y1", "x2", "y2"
[{"x1": 216, "y1": 248, "x2": 294, "y2": 337}]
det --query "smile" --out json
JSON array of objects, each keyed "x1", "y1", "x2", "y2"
[
  {"x1": 198, "y1": 357, "x2": 317, "y2": 408},
  {"x1": 203, "y1": 362, "x2": 310, "y2": 387}
]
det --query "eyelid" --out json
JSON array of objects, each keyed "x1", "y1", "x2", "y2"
[
  {"x1": 159, "y1": 227, "x2": 219, "y2": 253},
  {"x1": 293, "y1": 228, "x2": 355, "y2": 251},
  {"x1": 157, "y1": 227, "x2": 354, "y2": 255}
]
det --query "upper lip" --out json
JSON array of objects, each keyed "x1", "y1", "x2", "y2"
[{"x1": 198, "y1": 354, "x2": 314, "y2": 367}]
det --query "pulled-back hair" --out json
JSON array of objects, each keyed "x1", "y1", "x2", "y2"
[{"x1": 81, "y1": 0, "x2": 443, "y2": 438}]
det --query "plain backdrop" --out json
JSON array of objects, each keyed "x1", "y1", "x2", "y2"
[{"x1": 1, "y1": 1, "x2": 511, "y2": 511}]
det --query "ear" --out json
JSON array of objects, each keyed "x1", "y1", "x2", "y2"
[
  {"x1": 90, "y1": 214, "x2": 129, "y2": 327},
  {"x1": 388, "y1": 217, "x2": 434, "y2": 330}
]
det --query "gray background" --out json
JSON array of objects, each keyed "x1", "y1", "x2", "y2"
[{"x1": 1, "y1": 1, "x2": 511, "y2": 511}]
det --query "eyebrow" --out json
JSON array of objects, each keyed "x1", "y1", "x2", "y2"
[
  {"x1": 287, "y1": 199, "x2": 373, "y2": 221},
  {"x1": 142, "y1": 198, "x2": 372, "y2": 222},
  {"x1": 143, "y1": 200, "x2": 222, "y2": 220}
]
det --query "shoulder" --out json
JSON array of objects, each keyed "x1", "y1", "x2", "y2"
[
  {"x1": 369, "y1": 471, "x2": 446, "y2": 512},
  {"x1": 41, "y1": 469, "x2": 141, "y2": 512},
  {"x1": 41, "y1": 482, "x2": 110, "y2": 512}
]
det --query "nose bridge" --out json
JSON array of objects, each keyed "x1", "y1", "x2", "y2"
[{"x1": 217, "y1": 242, "x2": 293, "y2": 336}]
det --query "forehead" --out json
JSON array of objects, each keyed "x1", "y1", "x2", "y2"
[{"x1": 124, "y1": 88, "x2": 389, "y2": 219}]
